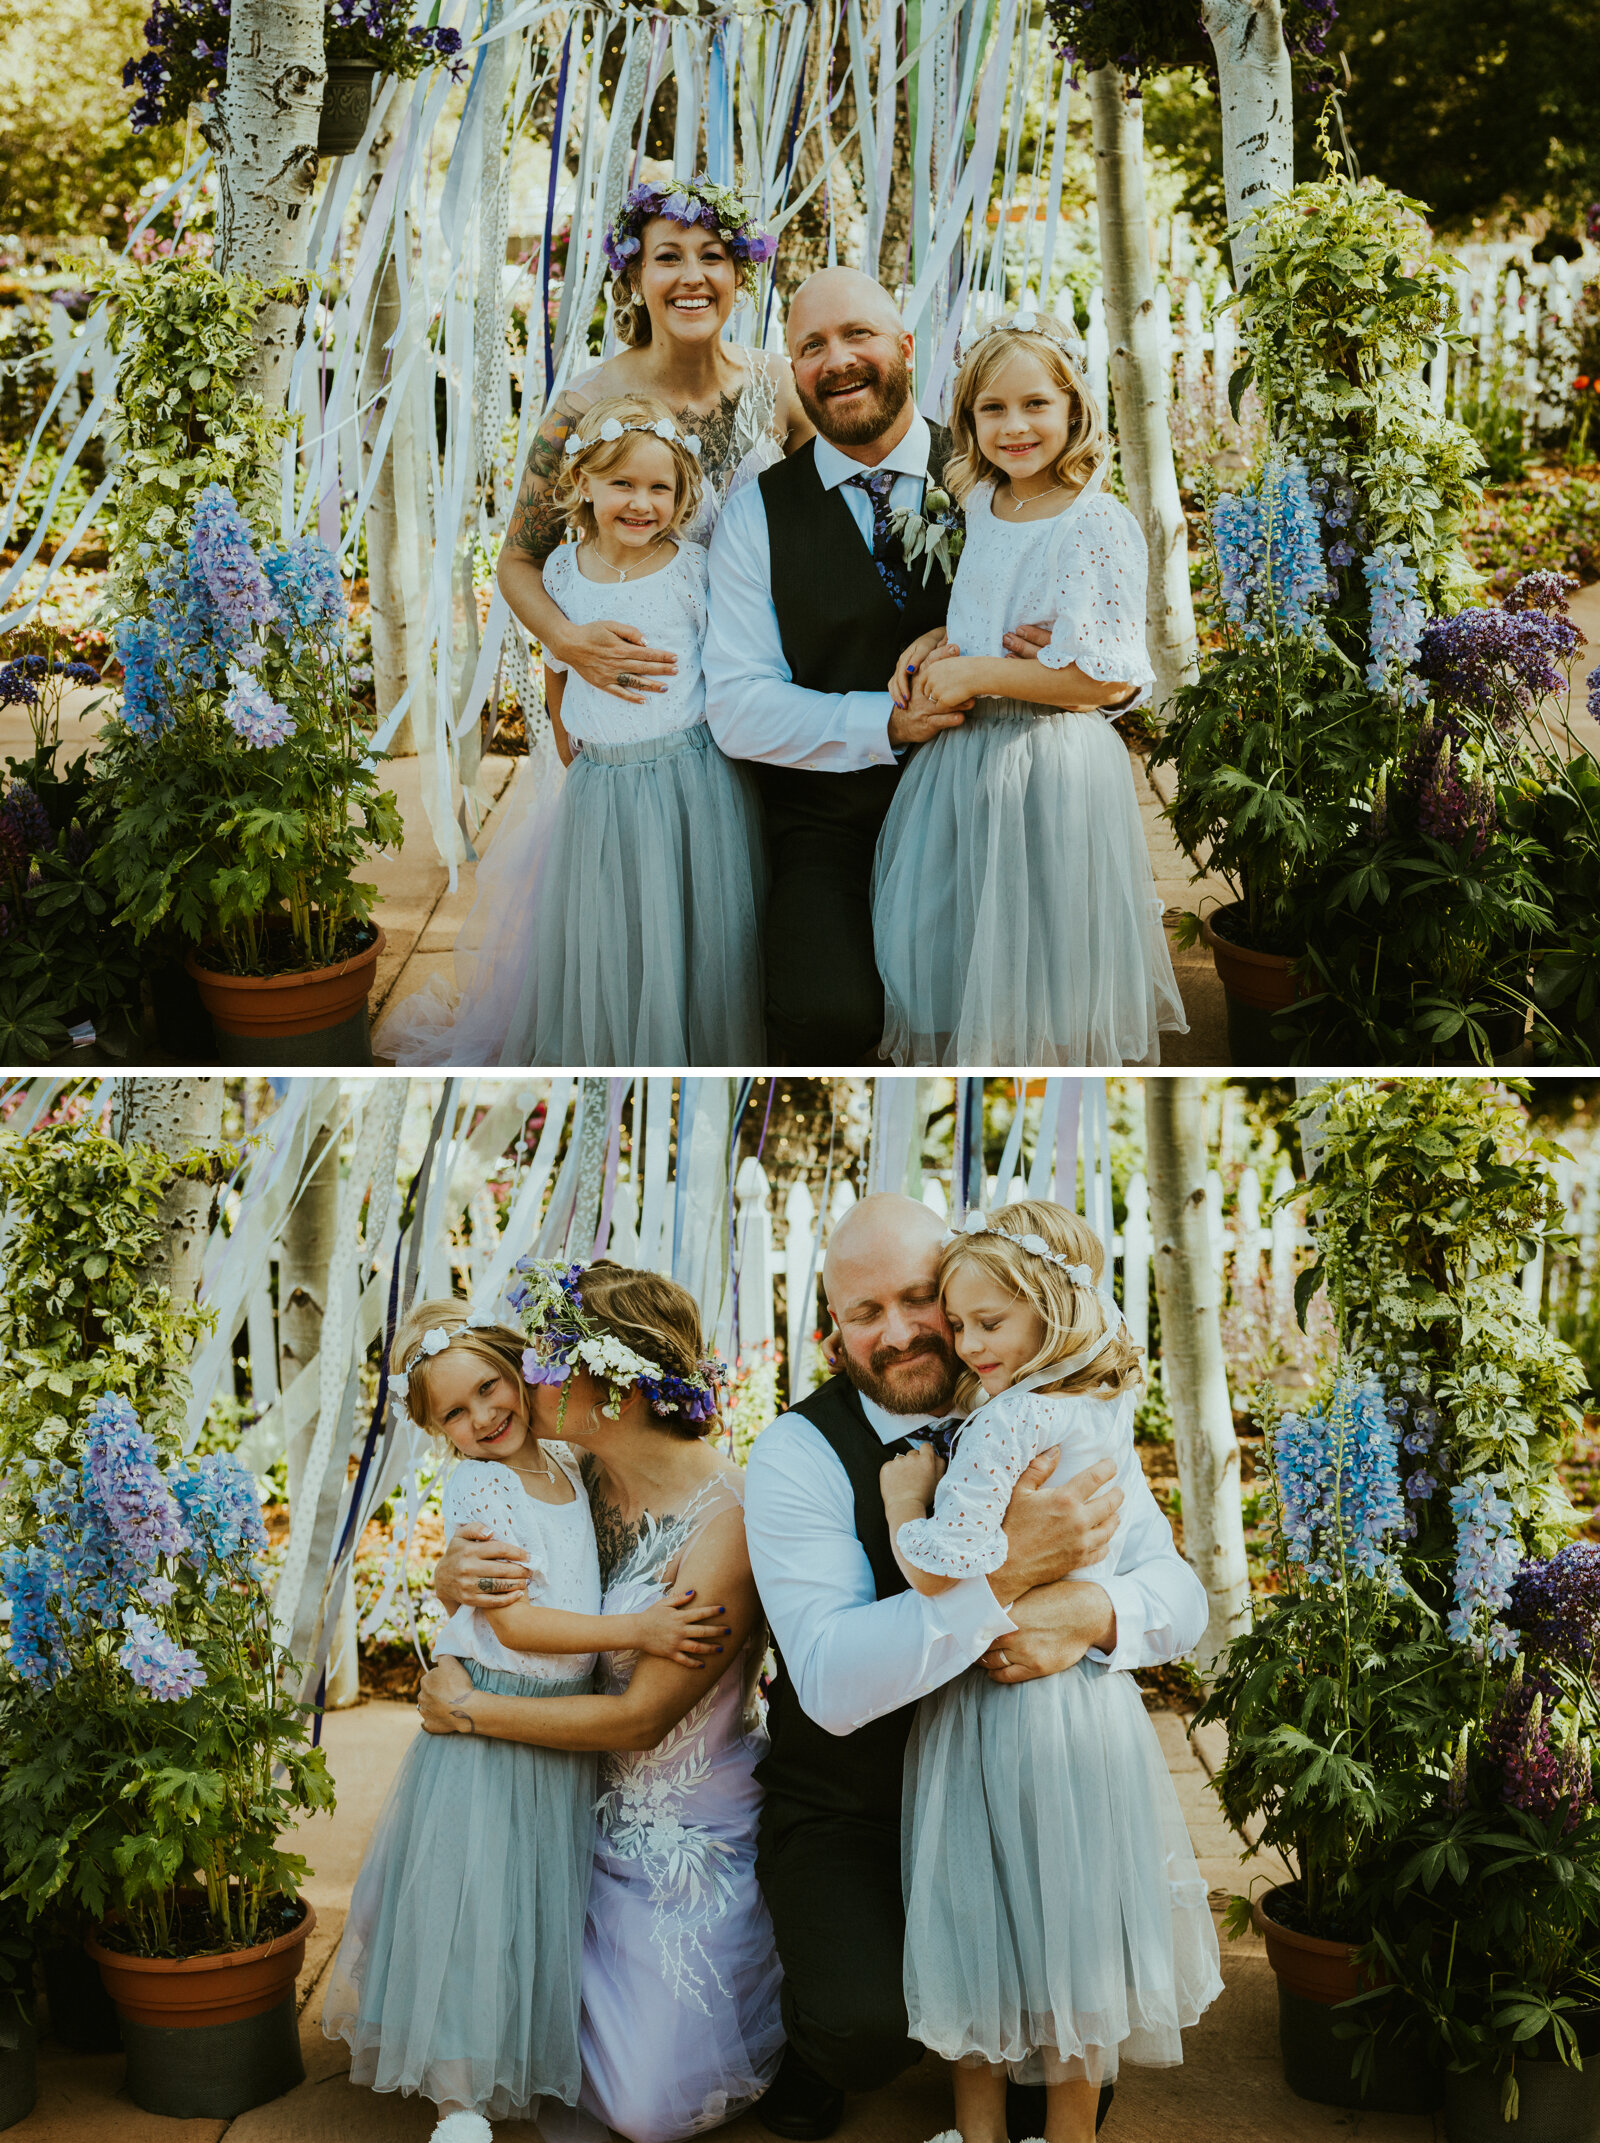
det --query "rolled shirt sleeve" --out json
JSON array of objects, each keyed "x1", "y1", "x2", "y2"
[
  {"x1": 1085, "y1": 1450, "x2": 1209, "y2": 1671},
  {"x1": 744, "y1": 1410, "x2": 1015, "y2": 1735},
  {"x1": 703, "y1": 479, "x2": 899, "y2": 775}
]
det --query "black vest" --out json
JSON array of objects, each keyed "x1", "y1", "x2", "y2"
[
  {"x1": 755, "y1": 1373, "x2": 919, "y2": 1826},
  {"x1": 754, "y1": 429, "x2": 955, "y2": 835}
]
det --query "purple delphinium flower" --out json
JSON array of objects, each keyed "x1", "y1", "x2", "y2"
[
  {"x1": 191, "y1": 484, "x2": 277, "y2": 644},
  {"x1": 1403, "y1": 721, "x2": 1496, "y2": 856},
  {"x1": 1588, "y1": 667, "x2": 1599, "y2": 729},
  {"x1": 173, "y1": 1452, "x2": 267, "y2": 1564},
  {"x1": 1447, "y1": 1471, "x2": 1522, "y2": 1658},
  {"x1": 117, "y1": 1607, "x2": 206, "y2": 1700},
  {"x1": 85, "y1": 1393, "x2": 189, "y2": 1567},
  {"x1": 1362, "y1": 543, "x2": 1430, "y2": 706},
  {"x1": 0, "y1": 780, "x2": 51, "y2": 857},
  {"x1": 1272, "y1": 1371, "x2": 1408, "y2": 1586},
  {"x1": 0, "y1": 662, "x2": 39, "y2": 709},
  {"x1": 1484, "y1": 1659, "x2": 1592, "y2": 1828},
  {"x1": 1502, "y1": 568, "x2": 1576, "y2": 616},
  {"x1": 222, "y1": 668, "x2": 294, "y2": 748},
  {"x1": 1509, "y1": 1540, "x2": 1600, "y2": 1679},
  {"x1": 1417, "y1": 602, "x2": 1581, "y2": 721}
]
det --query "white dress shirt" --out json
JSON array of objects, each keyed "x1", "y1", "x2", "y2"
[
  {"x1": 703, "y1": 410, "x2": 936, "y2": 776},
  {"x1": 743, "y1": 1386, "x2": 1208, "y2": 1739}
]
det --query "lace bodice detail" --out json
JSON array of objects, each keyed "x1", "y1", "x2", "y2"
[
  {"x1": 944, "y1": 474, "x2": 1155, "y2": 707},
  {"x1": 434, "y1": 1444, "x2": 601, "y2": 1680},
  {"x1": 567, "y1": 351, "x2": 784, "y2": 542},
  {"x1": 897, "y1": 1383, "x2": 1137, "y2": 1581},
  {"x1": 543, "y1": 539, "x2": 709, "y2": 748}
]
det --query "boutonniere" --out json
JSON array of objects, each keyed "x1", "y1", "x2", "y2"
[{"x1": 889, "y1": 485, "x2": 965, "y2": 586}]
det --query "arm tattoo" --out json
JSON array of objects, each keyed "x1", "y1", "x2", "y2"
[
  {"x1": 503, "y1": 395, "x2": 583, "y2": 564},
  {"x1": 448, "y1": 1692, "x2": 477, "y2": 1734}
]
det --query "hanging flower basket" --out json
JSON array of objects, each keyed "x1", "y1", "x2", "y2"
[{"x1": 318, "y1": 62, "x2": 380, "y2": 157}]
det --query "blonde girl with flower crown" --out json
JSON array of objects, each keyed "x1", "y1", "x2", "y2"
[
  {"x1": 378, "y1": 391, "x2": 766, "y2": 1069},
  {"x1": 871, "y1": 313, "x2": 1187, "y2": 1067},
  {"x1": 322, "y1": 1302, "x2": 729, "y2": 2143},
  {"x1": 879, "y1": 1204, "x2": 1221, "y2": 2143}
]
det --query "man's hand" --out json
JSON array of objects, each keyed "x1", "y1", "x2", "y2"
[
  {"x1": 1000, "y1": 620, "x2": 1051, "y2": 661},
  {"x1": 987, "y1": 1453, "x2": 1122, "y2": 1606},
  {"x1": 562, "y1": 620, "x2": 677, "y2": 702},
  {"x1": 419, "y1": 1654, "x2": 477, "y2": 1733},
  {"x1": 887, "y1": 693, "x2": 969, "y2": 747},
  {"x1": 433, "y1": 1523, "x2": 532, "y2": 1612},
  {"x1": 980, "y1": 1581, "x2": 1117, "y2": 1685}
]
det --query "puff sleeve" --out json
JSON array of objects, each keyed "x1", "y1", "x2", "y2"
[
  {"x1": 896, "y1": 1387, "x2": 1056, "y2": 1579},
  {"x1": 1038, "y1": 495, "x2": 1156, "y2": 708},
  {"x1": 539, "y1": 543, "x2": 576, "y2": 673}
]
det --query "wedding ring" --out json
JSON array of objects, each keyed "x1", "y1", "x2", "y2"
[{"x1": 477, "y1": 1576, "x2": 502, "y2": 1594}]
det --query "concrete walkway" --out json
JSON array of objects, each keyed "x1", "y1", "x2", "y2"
[{"x1": 10, "y1": 1693, "x2": 1445, "y2": 2143}]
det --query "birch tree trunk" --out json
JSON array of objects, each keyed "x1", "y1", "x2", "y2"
[
  {"x1": 1200, "y1": 0, "x2": 1294, "y2": 287},
  {"x1": 278, "y1": 1118, "x2": 358, "y2": 1707},
  {"x1": 1089, "y1": 67, "x2": 1197, "y2": 711},
  {"x1": 114, "y1": 1080, "x2": 224, "y2": 1320},
  {"x1": 201, "y1": 0, "x2": 326, "y2": 412},
  {"x1": 1146, "y1": 1078, "x2": 1251, "y2": 1678},
  {"x1": 362, "y1": 240, "x2": 417, "y2": 754}
]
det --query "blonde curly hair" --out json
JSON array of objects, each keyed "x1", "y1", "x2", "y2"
[
  {"x1": 939, "y1": 1199, "x2": 1143, "y2": 1412},
  {"x1": 552, "y1": 394, "x2": 705, "y2": 544},
  {"x1": 942, "y1": 321, "x2": 1106, "y2": 506}
]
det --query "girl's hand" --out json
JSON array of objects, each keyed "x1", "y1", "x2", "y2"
[
  {"x1": 917, "y1": 656, "x2": 982, "y2": 713},
  {"x1": 888, "y1": 629, "x2": 949, "y2": 709},
  {"x1": 626, "y1": 1589, "x2": 733, "y2": 1668},
  {"x1": 880, "y1": 1443, "x2": 946, "y2": 1510},
  {"x1": 419, "y1": 1654, "x2": 477, "y2": 1733}
]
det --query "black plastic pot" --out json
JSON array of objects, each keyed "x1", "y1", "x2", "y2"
[
  {"x1": 318, "y1": 62, "x2": 379, "y2": 156},
  {"x1": 1444, "y1": 2057, "x2": 1600, "y2": 2141},
  {"x1": 42, "y1": 1938, "x2": 122, "y2": 2052},
  {"x1": 0, "y1": 2004, "x2": 36, "y2": 2132},
  {"x1": 1278, "y1": 1986, "x2": 1442, "y2": 2116},
  {"x1": 119, "y1": 1994, "x2": 303, "y2": 2119}
]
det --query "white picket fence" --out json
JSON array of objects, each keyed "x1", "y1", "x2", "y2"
[{"x1": 1428, "y1": 250, "x2": 1600, "y2": 435}]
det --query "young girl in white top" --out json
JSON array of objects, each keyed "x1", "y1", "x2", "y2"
[
  {"x1": 872, "y1": 313, "x2": 1187, "y2": 1067},
  {"x1": 880, "y1": 1203, "x2": 1220, "y2": 2143},
  {"x1": 322, "y1": 1301, "x2": 727, "y2": 2143}
]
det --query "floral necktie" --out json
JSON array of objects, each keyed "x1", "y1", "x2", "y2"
[{"x1": 845, "y1": 468, "x2": 911, "y2": 609}]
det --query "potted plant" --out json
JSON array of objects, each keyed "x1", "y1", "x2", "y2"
[
  {"x1": 1153, "y1": 143, "x2": 1496, "y2": 1062},
  {"x1": 0, "y1": 1893, "x2": 35, "y2": 2132},
  {"x1": 95, "y1": 481, "x2": 401, "y2": 1064},
  {"x1": 0, "y1": 640, "x2": 141, "y2": 1060},
  {"x1": 1368, "y1": 1545, "x2": 1600, "y2": 2138},
  {"x1": 1195, "y1": 1368, "x2": 1458, "y2": 2115},
  {"x1": 0, "y1": 1116, "x2": 334, "y2": 2120},
  {"x1": 121, "y1": 0, "x2": 466, "y2": 146}
]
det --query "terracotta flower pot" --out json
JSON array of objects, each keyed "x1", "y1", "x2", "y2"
[
  {"x1": 86, "y1": 1900, "x2": 315, "y2": 2029},
  {"x1": 1201, "y1": 905, "x2": 1303, "y2": 1066},
  {"x1": 1251, "y1": 1888, "x2": 1361, "y2": 2003},
  {"x1": 318, "y1": 62, "x2": 380, "y2": 157},
  {"x1": 186, "y1": 926, "x2": 383, "y2": 1065}
]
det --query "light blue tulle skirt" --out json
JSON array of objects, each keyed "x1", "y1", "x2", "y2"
[
  {"x1": 504, "y1": 721, "x2": 767, "y2": 1067},
  {"x1": 322, "y1": 1664, "x2": 596, "y2": 2119},
  {"x1": 902, "y1": 1660, "x2": 1222, "y2": 2087},
  {"x1": 871, "y1": 705, "x2": 1187, "y2": 1067}
]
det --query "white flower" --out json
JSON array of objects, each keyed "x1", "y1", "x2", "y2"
[
  {"x1": 962, "y1": 1210, "x2": 988, "y2": 1235},
  {"x1": 652, "y1": 417, "x2": 675, "y2": 440},
  {"x1": 465, "y1": 1310, "x2": 495, "y2": 1329},
  {"x1": 1065, "y1": 1263, "x2": 1092, "y2": 1286},
  {"x1": 421, "y1": 1328, "x2": 451, "y2": 1356},
  {"x1": 1013, "y1": 308, "x2": 1037, "y2": 331},
  {"x1": 563, "y1": 435, "x2": 583, "y2": 457},
  {"x1": 684, "y1": 434, "x2": 701, "y2": 457},
  {"x1": 598, "y1": 417, "x2": 624, "y2": 442},
  {"x1": 1019, "y1": 1233, "x2": 1048, "y2": 1256}
]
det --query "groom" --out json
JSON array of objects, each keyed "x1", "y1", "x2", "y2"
[
  {"x1": 742, "y1": 1193, "x2": 1207, "y2": 2141},
  {"x1": 704, "y1": 270, "x2": 1046, "y2": 1065}
]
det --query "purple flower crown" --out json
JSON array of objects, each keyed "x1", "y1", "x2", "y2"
[
  {"x1": 602, "y1": 176, "x2": 778, "y2": 296},
  {"x1": 509, "y1": 1255, "x2": 726, "y2": 1424}
]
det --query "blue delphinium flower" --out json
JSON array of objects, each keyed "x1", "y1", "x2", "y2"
[
  {"x1": 1273, "y1": 1370, "x2": 1407, "y2": 1587},
  {"x1": 222, "y1": 668, "x2": 295, "y2": 748},
  {"x1": 117, "y1": 1607, "x2": 206, "y2": 1701},
  {"x1": 191, "y1": 484, "x2": 278, "y2": 643},
  {"x1": 85, "y1": 1395, "x2": 189, "y2": 1567},
  {"x1": 1447, "y1": 1471, "x2": 1522, "y2": 1658},
  {"x1": 173, "y1": 1452, "x2": 268, "y2": 1565},
  {"x1": 263, "y1": 535, "x2": 347, "y2": 640},
  {"x1": 1212, "y1": 459, "x2": 1333, "y2": 646},
  {"x1": 0, "y1": 1544, "x2": 72, "y2": 1684},
  {"x1": 1362, "y1": 543, "x2": 1430, "y2": 706}
]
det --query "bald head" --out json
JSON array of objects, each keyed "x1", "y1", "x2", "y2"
[
  {"x1": 787, "y1": 270, "x2": 915, "y2": 452},
  {"x1": 823, "y1": 1193, "x2": 958, "y2": 1415}
]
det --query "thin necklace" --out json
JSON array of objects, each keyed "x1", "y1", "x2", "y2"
[
  {"x1": 587, "y1": 535, "x2": 666, "y2": 583},
  {"x1": 508, "y1": 1439, "x2": 556, "y2": 1487},
  {"x1": 997, "y1": 477, "x2": 1067, "y2": 517}
]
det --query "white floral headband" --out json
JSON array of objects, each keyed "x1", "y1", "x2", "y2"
[
  {"x1": 391, "y1": 1312, "x2": 500, "y2": 1427},
  {"x1": 563, "y1": 415, "x2": 702, "y2": 459},
  {"x1": 944, "y1": 1210, "x2": 1124, "y2": 1317},
  {"x1": 958, "y1": 307, "x2": 1087, "y2": 370}
]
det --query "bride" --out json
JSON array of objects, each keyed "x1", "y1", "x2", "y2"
[{"x1": 377, "y1": 175, "x2": 810, "y2": 1067}]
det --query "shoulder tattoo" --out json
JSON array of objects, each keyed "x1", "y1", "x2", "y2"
[{"x1": 503, "y1": 393, "x2": 585, "y2": 563}]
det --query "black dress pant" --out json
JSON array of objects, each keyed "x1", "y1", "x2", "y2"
[
  {"x1": 755, "y1": 1801, "x2": 920, "y2": 2093},
  {"x1": 756, "y1": 761, "x2": 900, "y2": 1065}
]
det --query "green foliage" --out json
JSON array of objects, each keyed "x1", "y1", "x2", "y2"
[
  {"x1": 1040, "y1": 0, "x2": 1337, "y2": 80},
  {"x1": 0, "y1": 1117, "x2": 333, "y2": 1957},
  {"x1": 0, "y1": 0, "x2": 186, "y2": 240},
  {"x1": 1290, "y1": 1080, "x2": 1588, "y2": 1547},
  {"x1": 96, "y1": 254, "x2": 298, "y2": 619}
]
